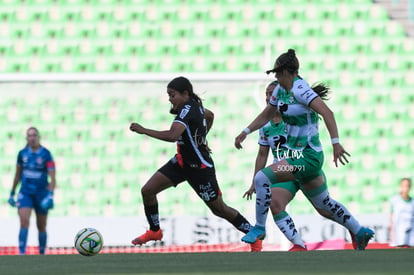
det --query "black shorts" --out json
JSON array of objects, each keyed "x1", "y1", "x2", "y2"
[{"x1": 158, "y1": 157, "x2": 221, "y2": 202}]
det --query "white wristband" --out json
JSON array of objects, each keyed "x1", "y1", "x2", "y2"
[
  {"x1": 331, "y1": 138, "x2": 340, "y2": 145},
  {"x1": 243, "y1": 128, "x2": 251, "y2": 135}
]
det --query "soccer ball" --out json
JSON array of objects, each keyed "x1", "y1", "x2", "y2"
[{"x1": 74, "y1": 228, "x2": 103, "y2": 256}]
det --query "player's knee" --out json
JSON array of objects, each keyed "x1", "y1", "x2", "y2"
[
  {"x1": 253, "y1": 170, "x2": 265, "y2": 184},
  {"x1": 253, "y1": 170, "x2": 271, "y2": 188},
  {"x1": 37, "y1": 225, "x2": 47, "y2": 231},
  {"x1": 270, "y1": 199, "x2": 286, "y2": 215},
  {"x1": 141, "y1": 184, "x2": 156, "y2": 197},
  {"x1": 20, "y1": 219, "x2": 30, "y2": 228},
  {"x1": 140, "y1": 186, "x2": 148, "y2": 197},
  {"x1": 270, "y1": 188, "x2": 292, "y2": 214}
]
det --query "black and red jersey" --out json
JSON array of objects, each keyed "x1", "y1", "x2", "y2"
[{"x1": 173, "y1": 98, "x2": 213, "y2": 169}]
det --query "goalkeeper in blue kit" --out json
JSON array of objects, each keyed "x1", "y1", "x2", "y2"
[{"x1": 8, "y1": 127, "x2": 56, "y2": 255}]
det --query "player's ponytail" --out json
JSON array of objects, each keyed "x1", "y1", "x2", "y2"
[
  {"x1": 190, "y1": 92, "x2": 203, "y2": 108},
  {"x1": 311, "y1": 82, "x2": 331, "y2": 101}
]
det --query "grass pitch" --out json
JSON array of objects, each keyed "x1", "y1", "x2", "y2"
[{"x1": 0, "y1": 249, "x2": 413, "y2": 275}]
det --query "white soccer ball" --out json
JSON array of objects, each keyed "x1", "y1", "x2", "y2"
[{"x1": 74, "y1": 228, "x2": 103, "y2": 256}]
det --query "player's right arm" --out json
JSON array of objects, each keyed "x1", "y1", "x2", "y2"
[
  {"x1": 204, "y1": 108, "x2": 214, "y2": 134},
  {"x1": 130, "y1": 121, "x2": 185, "y2": 142},
  {"x1": 8, "y1": 164, "x2": 22, "y2": 207},
  {"x1": 11, "y1": 164, "x2": 22, "y2": 193},
  {"x1": 235, "y1": 104, "x2": 277, "y2": 149}
]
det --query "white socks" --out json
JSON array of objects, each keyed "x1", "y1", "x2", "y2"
[
  {"x1": 309, "y1": 189, "x2": 361, "y2": 234},
  {"x1": 274, "y1": 211, "x2": 306, "y2": 247},
  {"x1": 253, "y1": 170, "x2": 272, "y2": 227}
]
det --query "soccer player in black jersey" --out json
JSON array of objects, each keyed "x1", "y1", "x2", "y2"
[{"x1": 129, "y1": 76, "x2": 262, "y2": 251}]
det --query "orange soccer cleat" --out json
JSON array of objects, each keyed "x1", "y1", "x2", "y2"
[
  {"x1": 250, "y1": 239, "x2": 263, "y2": 252},
  {"x1": 131, "y1": 229, "x2": 163, "y2": 245},
  {"x1": 288, "y1": 244, "x2": 307, "y2": 252}
]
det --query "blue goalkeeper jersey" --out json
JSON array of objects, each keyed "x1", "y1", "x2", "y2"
[{"x1": 17, "y1": 145, "x2": 55, "y2": 194}]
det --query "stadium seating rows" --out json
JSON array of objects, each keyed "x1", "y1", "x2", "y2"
[
  {"x1": 0, "y1": 82, "x2": 413, "y2": 217},
  {"x1": 0, "y1": 0, "x2": 413, "y2": 74}
]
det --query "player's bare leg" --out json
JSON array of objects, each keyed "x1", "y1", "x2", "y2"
[
  {"x1": 303, "y1": 174, "x2": 374, "y2": 250},
  {"x1": 243, "y1": 160, "x2": 296, "y2": 244},
  {"x1": 36, "y1": 213, "x2": 47, "y2": 254},
  {"x1": 132, "y1": 172, "x2": 173, "y2": 245},
  {"x1": 270, "y1": 187, "x2": 307, "y2": 251},
  {"x1": 18, "y1": 207, "x2": 32, "y2": 254}
]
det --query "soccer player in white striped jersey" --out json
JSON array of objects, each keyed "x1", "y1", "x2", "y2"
[
  {"x1": 235, "y1": 49, "x2": 374, "y2": 250},
  {"x1": 243, "y1": 80, "x2": 307, "y2": 251},
  {"x1": 244, "y1": 80, "x2": 342, "y2": 251}
]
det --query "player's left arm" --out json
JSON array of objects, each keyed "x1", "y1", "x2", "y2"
[
  {"x1": 46, "y1": 153, "x2": 56, "y2": 192},
  {"x1": 48, "y1": 168, "x2": 56, "y2": 192},
  {"x1": 309, "y1": 97, "x2": 350, "y2": 167},
  {"x1": 130, "y1": 121, "x2": 186, "y2": 142},
  {"x1": 204, "y1": 107, "x2": 214, "y2": 134},
  {"x1": 310, "y1": 97, "x2": 338, "y2": 138},
  {"x1": 40, "y1": 157, "x2": 56, "y2": 211}
]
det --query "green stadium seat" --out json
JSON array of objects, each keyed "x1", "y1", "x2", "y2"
[{"x1": 385, "y1": 20, "x2": 406, "y2": 36}]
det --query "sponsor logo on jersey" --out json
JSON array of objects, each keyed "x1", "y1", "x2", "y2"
[
  {"x1": 300, "y1": 89, "x2": 314, "y2": 100},
  {"x1": 23, "y1": 170, "x2": 42, "y2": 179},
  {"x1": 179, "y1": 105, "x2": 191, "y2": 119}
]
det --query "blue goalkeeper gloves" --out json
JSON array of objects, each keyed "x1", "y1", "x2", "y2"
[
  {"x1": 41, "y1": 191, "x2": 54, "y2": 211},
  {"x1": 8, "y1": 191, "x2": 16, "y2": 207}
]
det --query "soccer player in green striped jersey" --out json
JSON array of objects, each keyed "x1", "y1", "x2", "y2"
[
  {"x1": 244, "y1": 81, "x2": 342, "y2": 251},
  {"x1": 235, "y1": 49, "x2": 374, "y2": 250},
  {"x1": 243, "y1": 80, "x2": 307, "y2": 251}
]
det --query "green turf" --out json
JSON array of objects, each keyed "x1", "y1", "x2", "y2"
[{"x1": 0, "y1": 249, "x2": 413, "y2": 275}]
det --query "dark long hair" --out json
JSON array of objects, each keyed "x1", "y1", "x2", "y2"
[
  {"x1": 167, "y1": 76, "x2": 203, "y2": 114},
  {"x1": 311, "y1": 82, "x2": 331, "y2": 101}
]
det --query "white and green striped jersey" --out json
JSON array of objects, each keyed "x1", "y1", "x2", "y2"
[
  {"x1": 390, "y1": 195, "x2": 414, "y2": 246},
  {"x1": 258, "y1": 120, "x2": 287, "y2": 161},
  {"x1": 269, "y1": 77, "x2": 322, "y2": 151}
]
